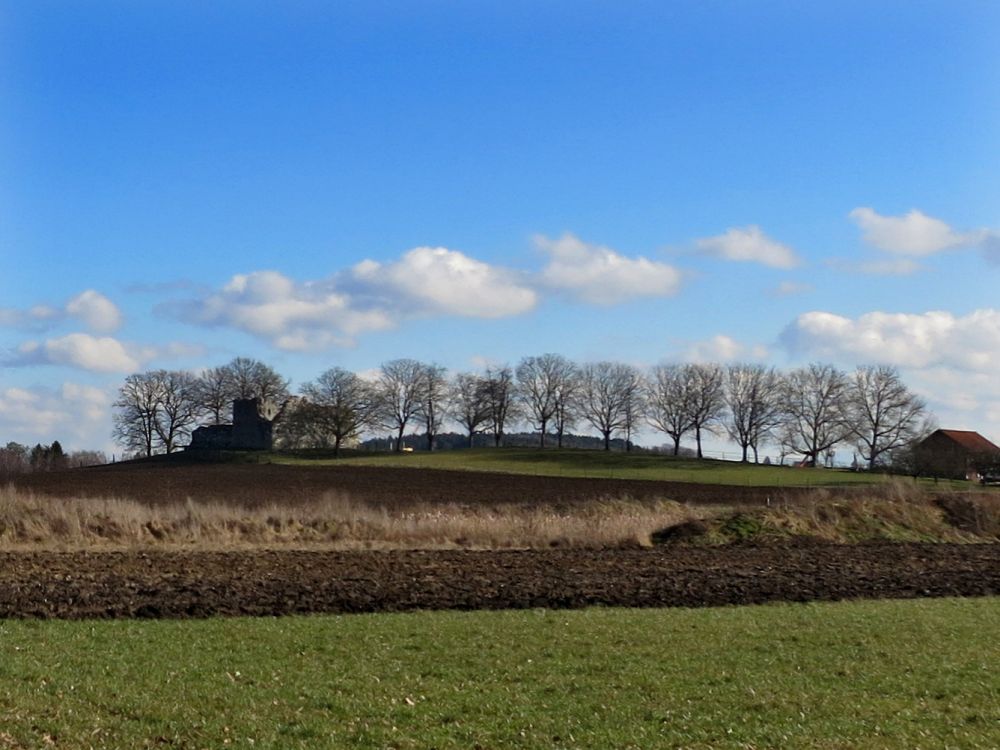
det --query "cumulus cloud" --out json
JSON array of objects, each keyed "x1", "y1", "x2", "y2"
[
  {"x1": 168, "y1": 247, "x2": 537, "y2": 351},
  {"x1": 164, "y1": 238, "x2": 683, "y2": 350},
  {"x1": 65, "y1": 290, "x2": 123, "y2": 332},
  {"x1": 535, "y1": 233, "x2": 682, "y2": 305},
  {"x1": 849, "y1": 207, "x2": 983, "y2": 256},
  {"x1": 684, "y1": 334, "x2": 769, "y2": 363},
  {"x1": 0, "y1": 304, "x2": 60, "y2": 330},
  {"x1": 13, "y1": 334, "x2": 142, "y2": 373},
  {"x1": 695, "y1": 226, "x2": 800, "y2": 269},
  {"x1": 179, "y1": 270, "x2": 395, "y2": 351},
  {"x1": 0, "y1": 290, "x2": 122, "y2": 333},
  {"x1": 781, "y1": 308, "x2": 1000, "y2": 372},
  {"x1": 0, "y1": 383, "x2": 112, "y2": 449},
  {"x1": 350, "y1": 247, "x2": 537, "y2": 318}
]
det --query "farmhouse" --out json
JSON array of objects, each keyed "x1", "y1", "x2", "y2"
[
  {"x1": 913, "y1": 429, "x2": 1000, "y2": 481},
  {"x1": 187, "y1": 398, "x2": 281, "y2": 451}
]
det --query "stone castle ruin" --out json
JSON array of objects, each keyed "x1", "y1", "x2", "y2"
[{"x1": 187, "y1": 398, "x2": 282, "y2": 451}]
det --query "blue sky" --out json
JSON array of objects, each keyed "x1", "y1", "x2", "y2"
[{"x1": 2, "y1": 1, "x2": 999, "y2": 454}]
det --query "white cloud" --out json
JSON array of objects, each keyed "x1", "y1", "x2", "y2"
[
  {"x1": 849, "y1": 207, "x2": 981, "y2": 256},
  {"x1": 350, "y1": 246, "x2": 537, "y2": 318},
  {"x1": 0, "y1": 383, "x2": 113, "y2": 450},
  {"x1": 14, "y1": 334, "x2": 142, "y2": 373},
  {"x1": 782, "y1": 308, "x2": 1000, "y2": 372},
  {"x1": 187, "y1": 270, "x2": 394, "y2": 351},
  {"x1": 0, "y1": 304, "x2": 60, "y2": 330},
  {"x1": 684, "y1": 334, "x2": 769, "y2": 363},
  {"x1": 171, "y1": 247, "x2": 536, "y2": 351},
  {"x1": 0, "y1": 290, "x2": 122, "y2": 333},
  {"x1": 779, "y1": 307, "x2": 1000, "y2": 442},
  {"x1": 535, "y1": 233, "x2": 682, "y2": 305},
  {"x1": 695, "y1": 226, "x2": 800, "y2": 269},
  {"x1": 65, "y1": 290, "x2": 123, "y2": 332},
  {"x1": 167, "y1": 238, "x2": 685, "y2": 349}
]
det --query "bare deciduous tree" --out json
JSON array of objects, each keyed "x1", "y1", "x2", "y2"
[
  {"x1": 299, "y1": 367, "x2": 374, "y2": 456},
  {"x1": 621, "y1": 374, "x2": 647, "y2": 452},
  {"x1": 151, "y1": 370, "x2": 202, "y2": 453},
  {"x1": 195, "y1": 358, "x2": 290, "y2": 422},
  {"x1": 687, "y1": 363, "x2": 726, "y2": 459},
  {"x1": 275, "y1": 398, "x2": 327, "y2": 449},
  {"x1": 780, "y1": 363, "x2": 852, "y2": 466},
  {"x1": 223, "y1": 357, "x2": 291, "y2": 403},
  {"x1": 516, "y1": 354, "x2": 577, "y2": 447},
  {"x1": 725, "y1": 364, "x2": 785, "y2": 463},
  {"x1": 579, "y1": 361, "x2": 642, "y2": 451},
  {"x1": 849, "y1": 365, "x2": 928, "y2": 470},
  {"x1": 196, "y1": 365, "x2": 233, "y2": 425},
  {"x1": 113, "y1": 372, "x2": 161, "y2": 457},
  {"x1": 420, "y1": 363, "x2": 449, "y2": 451},
  {"x1": 449, "y1": 373, "x2": 490, "y2": 448},
  {"x1": 646, "y1": 364, "x2": 696, "y2": 456},
  {"x1": 0, "y1": 443, "x2": 30, "y2": 476},
  {"x1": 374, "y1": 359, "x2": 425, "y2": 452},
  {"x1": 552, "y1": 363, "x2": 581, "y2": 448},
  {"x1": 114, "y1": 370, "x2": 202, "y2": 456},
  {"x1": 482, "y1": 365, "x2": 517, "y2": 447}
]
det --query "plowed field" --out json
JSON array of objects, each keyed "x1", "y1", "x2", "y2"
[
  {"x1": 6, "y1": 462, "x2": 998, "y2": 618},
  {"x1": 10, "y1": 461, "x2": 811, "y2": 507},
  {"x1": 3, "y1": 543, "x2": 998, "y2": 619}
]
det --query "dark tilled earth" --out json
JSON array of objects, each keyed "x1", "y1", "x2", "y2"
[
  {"x1": 2, "y1": 544, "x2": 998, "y2": 619},
  {"x1": 10, "y1": 461, "x2": 814, "y2": 508}
]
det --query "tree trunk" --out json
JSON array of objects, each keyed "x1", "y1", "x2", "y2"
[
  {"x1": 695, "y1": 427, "x2": 703, "y2": 459},
  {"x1": 468, "y1": 431, "x2": 474, "y2": 448},
  {"x1": 603, "y1": 431, "x2": 611, "y2": 451},
  {"x1": 672, "y1": 436, "x2": 680, "y2": 456},
  {"x1": 741, "y1": 444, "x2": 749, "y2": 462},
  {"x1": 539, "y1": 419, "x2": 547, "y2": 448},
  {"x1": 334, "y1": 435, "x2": 342, "y2": 459},
  {"x1": 396, "y1": 425, "x2": 405, "y2": 452}
]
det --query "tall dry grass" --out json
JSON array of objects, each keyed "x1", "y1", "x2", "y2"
[
  {"x1": 2, "y1": 480, "x2": 997, "y2": 551},
  {"x1": 759, "y1": 479, "x2": 1000, "y2": 542},
  {"x1": 0, "y1": 486, "x2": 695, "y2": 551}
]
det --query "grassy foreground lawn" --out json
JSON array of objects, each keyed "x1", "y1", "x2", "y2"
[
  {"x1": 1, "y1": 599, "x2": 998, "y2": 748},
  {"x1": 282, "y1": 447, "x2": 893, "y2": 487}
]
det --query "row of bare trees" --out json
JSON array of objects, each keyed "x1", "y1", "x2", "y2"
[
  {"x1": 113, "y1": 355, "x2": 930, "y2": 468},
  {"x1": 647, "y1": 361, "x2": 930, "y2": 468}
]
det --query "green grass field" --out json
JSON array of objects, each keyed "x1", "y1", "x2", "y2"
[
  {"x1": 2, "y1": 598, "x2": 998, "y2": 748},
  {"x1": 274, "y1": 447, "x2": 904, "y2": 487}
]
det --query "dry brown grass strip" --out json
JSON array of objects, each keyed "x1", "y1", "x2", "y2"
[
  {"x1": 0, "y1": 486, "x2": 695, "y2": 551},
  {"x1": 2, "y1": 480, "x2": 997, "y2": 551}
]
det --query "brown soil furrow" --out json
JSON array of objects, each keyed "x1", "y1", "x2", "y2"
[
  {"x1": 9, "y1": 463, "x2": 811, "y2": 507},
  {"x1": 1, "y1": 543, "x2": 997, "y2": 619}
]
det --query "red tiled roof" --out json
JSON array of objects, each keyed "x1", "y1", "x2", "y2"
[{"x1": 936, "y1": 429, "x2": 1000, "y2": 454}]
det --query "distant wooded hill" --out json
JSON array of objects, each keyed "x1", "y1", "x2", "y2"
[{"x1": 358, "y1": 431, "x2": 695, "y2": 455}]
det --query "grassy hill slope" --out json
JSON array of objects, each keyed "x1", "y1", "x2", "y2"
[{"x1": 272, "y1": 447, "x2": 893, "y2": 487}]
